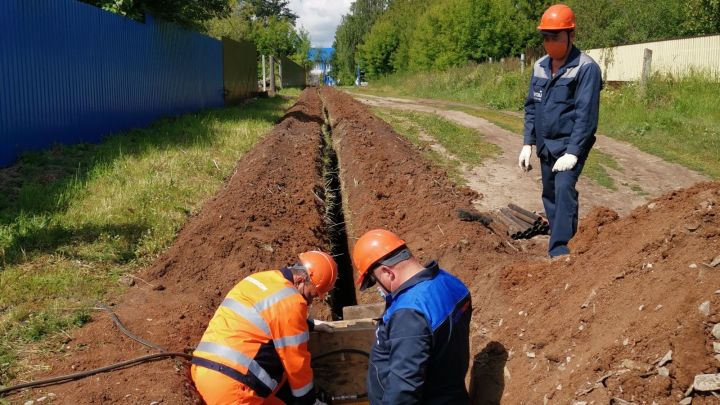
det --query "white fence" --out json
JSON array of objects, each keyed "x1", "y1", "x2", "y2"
[{"x1": 585, "y1": 35, "x2": 720, "y2": 81}]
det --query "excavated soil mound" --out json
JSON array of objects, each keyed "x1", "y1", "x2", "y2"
[
  {"x1": 8, "y1": 87, "x2": 720, "y2": 405},
  {"x1": 494, "y1": 183, "x2": 720, "y2": 404},
  {"x1": 319, "y1": 88, "x2": 527, "y2": 306},
  {"x1": 9, "y1": 89, "x2": 331, "y2": 404},
  {"x1": 322, "y1": 87, "x2": 720, "y2": 404}
]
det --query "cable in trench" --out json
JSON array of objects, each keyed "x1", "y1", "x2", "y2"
[
  {"x1": 0, "y1": 304, "x2": 370, "y2": 398},
  {"x1": 318, "y1": 95, "x2": 357, "y2": 318}
]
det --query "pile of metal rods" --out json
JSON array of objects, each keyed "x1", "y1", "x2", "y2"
[{"x1": 491, "y1": 204, "x2": 549, "y2": 240}]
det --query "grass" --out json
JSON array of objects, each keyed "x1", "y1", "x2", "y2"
[
  {"x1": 598, "y1": 75, "x2": 720, "y2": 178},
  {"x1": 277, "y1": 86, "x2": 304, "y2": 99},
  {"x1": 350, "y1": 63, "x2": 720, "y2": 180},
  {"x1": 352, "y1": 60, "x2": 528, "y2": 110},
  {"x1": 371, "y1": 107, "x2": 501, "y2": 186},
  {"x1": 584, "y1": 149, "x2": 622, "y2": 190},
  {"x1": 0, "y1": 95, "x2": 294, "y2": 386}
]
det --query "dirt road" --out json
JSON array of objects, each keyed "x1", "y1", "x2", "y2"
[{"x1": 351, "y1": 93, "x2": 709, "y2": 215}]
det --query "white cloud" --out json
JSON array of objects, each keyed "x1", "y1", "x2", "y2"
[{"x1": 288, "y1": 0, "x2": 354, "y2": 48}]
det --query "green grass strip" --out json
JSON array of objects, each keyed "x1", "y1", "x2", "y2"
[
  {"x1": 372, "y1": 108, "x2": 500, "y2": 186},
  {"x1": 0, "y1": 96, "x2": 294, "y2": 384}
]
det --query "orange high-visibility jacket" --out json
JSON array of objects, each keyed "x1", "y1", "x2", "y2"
[{"x1": 192, "y1": 270, "x2": 315, "y2": 401}]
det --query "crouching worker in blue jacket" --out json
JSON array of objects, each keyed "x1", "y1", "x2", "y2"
[{"x1": 352, "y1": 229, "x2": 472, "y2": 404}]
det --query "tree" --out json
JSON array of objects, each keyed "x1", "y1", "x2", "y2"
[
  {"x1": 683, "y1": 0, "x2": 720, "y2": 35},
  {"x1": 567, "y1": 0, "x2": 690, "y2": 49},
  {"x1": 81, "y1": 0, "x2": 230, "y2": 30},
  {"x1": 292, "y1": 27, "x2": 313, "y2": 73},
  {"x1": 358, "y1": 0, "x2": 428, "y2": 78},
  {"x1": 205, "y1": 1, "x2": 255, "y2": 41},
  {"x1": 332, "y1": 0, "x2": 389, "y2": 84},
  {"x1": 206, "y1": 0, "x2": 301, "y2": 94},
  {"x1": 239, "y1": 0, "x2": 298, "y2": 24}
]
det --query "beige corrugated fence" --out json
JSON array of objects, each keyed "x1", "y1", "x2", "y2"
[{"x1": 585, "y1": 35, "x2": 720, "y2": 81}]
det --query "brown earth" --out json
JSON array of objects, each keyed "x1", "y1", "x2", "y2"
[
  {"x1": 6, "y1": 88, "x2": 720, "y2": 405},
  {"x1": 322, "y1": 88, "x2": 720, "y2": 404},
  {"x1": 7, "y1": 89, "x2": 333, "y2": 404}
]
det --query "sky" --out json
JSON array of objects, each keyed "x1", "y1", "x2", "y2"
[{"x1": 288, "y1": 0, "x2": 354, "y2": 48}]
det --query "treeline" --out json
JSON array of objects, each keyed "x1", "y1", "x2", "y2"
[
  {"x1": 82, "y1": 0, "x2": 312, "y2": 70},
  {"x1": 332, "y1": 0, "x2": 720, "y2": 83}
]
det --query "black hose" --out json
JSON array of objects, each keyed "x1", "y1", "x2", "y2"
[{"x1": 0, "y1": 352, "x2": 191, "y2": 396}]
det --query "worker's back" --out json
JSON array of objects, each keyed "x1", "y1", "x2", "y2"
[
  {"x1": 367, "y1": 262, "x2": 472, "y2": 404},
  {"x1": 191, "y1": 270, "x2": 315, "y2": 404}
]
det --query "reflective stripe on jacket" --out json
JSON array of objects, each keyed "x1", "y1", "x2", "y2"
[
  {"x1": 192, "y1": 270, "x2": 315, "y2": 402},
  {"x1": 367, "y1": 262, "x2": 472, "y2": 404},
  {"x1": 523, "y1": 46, "x2": 602, "y2": 160}
]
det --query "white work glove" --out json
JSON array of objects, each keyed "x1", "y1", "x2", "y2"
[
  {"x1": 552, "y1": 153, "x2": 578, "y2": 172},
  {"x1": 313, "y1": 319, "x2": 335, "y2": 334},
  {"x1": 313, "y1": 399, "x2": 328, "y2": 405},
  {"x1": 518, "y1": 145, "x2": 532, "y2": 171}
]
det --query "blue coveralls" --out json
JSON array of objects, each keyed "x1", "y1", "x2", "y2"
[
  {"x1": 523, "y1": 45, "x2": 602, "y2": 257},
  {"x1": 366, "y1": 262, "x2": 472, "y2": 404}
]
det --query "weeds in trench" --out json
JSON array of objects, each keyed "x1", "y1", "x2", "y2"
[{"x1": 0, "y1": 96, "x2": 295, "y2": 385}]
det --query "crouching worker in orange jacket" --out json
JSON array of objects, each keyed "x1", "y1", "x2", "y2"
[{"x1": 191, "y1": 251, "x2": 338, "y2": 405}]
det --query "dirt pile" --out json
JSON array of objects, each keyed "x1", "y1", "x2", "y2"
[
  {"x1": 321, "y1": 87, "x2": 720, "y2": 404},
  {"x1": 495, "y1": 183, "x2": 720, "y2": 404},
  {"x1": 7, "y1": 87, "x2": 720, "y2": 405},
  {"x1": 319, "y1": 87, "x2": 526, "y2": 305},
  {"x1": 9, "y1": 89, "x2": 331, "y2": 403}
]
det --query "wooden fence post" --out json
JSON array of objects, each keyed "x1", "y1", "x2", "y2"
[
  {"x1": 641, "y1": 48, "x2": 653, "y2": 84},
  {"x1": 262, "y1": 55, "x2": 266, "y2": 92}
]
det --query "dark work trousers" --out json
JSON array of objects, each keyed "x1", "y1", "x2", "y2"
[{"x1": 540, "y1": 154, "x2": 586, "y2": 257}]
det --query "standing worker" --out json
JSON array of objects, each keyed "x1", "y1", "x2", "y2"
[
  {"x1": 191, "y1": 251, "x2": 338, "y2": 405},
  {"x1": 352, "y1": 229, "x2": 472, "y2": 404},
  {"x1": 518, "y1": 3, "x2": 602, "y2": 257}
]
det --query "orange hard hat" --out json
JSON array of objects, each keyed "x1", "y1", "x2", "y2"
[
  {"x1": 299, "y1": 250, "x2": 338, "y2": 297},
  {"x1": 352, "y1": 229, "x2": 406, "y2": 289},
  {"x1": 537, "y1": 4, "x2": 576, "y2": 31}
]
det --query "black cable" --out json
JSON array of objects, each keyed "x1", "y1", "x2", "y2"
[
  {"x1": 0, "y1": 308, "x2": 372, "y2": 398},
  {"x1": 94, "y1": 303, "x2": 167, "y2": 352},
  {"x1": 0, "y1": 352, "x2": 191, "y2": 396}
]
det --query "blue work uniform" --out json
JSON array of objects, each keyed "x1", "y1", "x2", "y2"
[
  {"x1": 366, "y1": 261, "x2": 472, "y2": 404},
  {"x1": 523, "y1": 45, "x2": 602, "y2": 257}
]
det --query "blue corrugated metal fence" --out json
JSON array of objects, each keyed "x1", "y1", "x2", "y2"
[{"x1": 0, "y1": 0, "x2": 225, "y2": 167}]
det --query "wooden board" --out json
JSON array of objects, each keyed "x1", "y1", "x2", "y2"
[{"x1": 342, "y1": 303, "x2": 385, "y2": 320}]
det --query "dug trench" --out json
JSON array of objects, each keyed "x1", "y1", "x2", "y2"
[{"x1": 5, "y1": 87, "x2": 720, "y2": 404}]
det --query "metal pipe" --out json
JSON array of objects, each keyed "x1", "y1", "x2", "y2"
[
  {"x1": 500, "y1": 208, "x2": 533, "y2": 229},
  {"x1": 495, "y1": 211, "x2": 524, "y2": 234},
  {"x1": 507, "y1": 208, "x2": 539, "y2": 227},
  {"x1": 508, "y1": 203, "x2": 541, "y2": 221}
]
